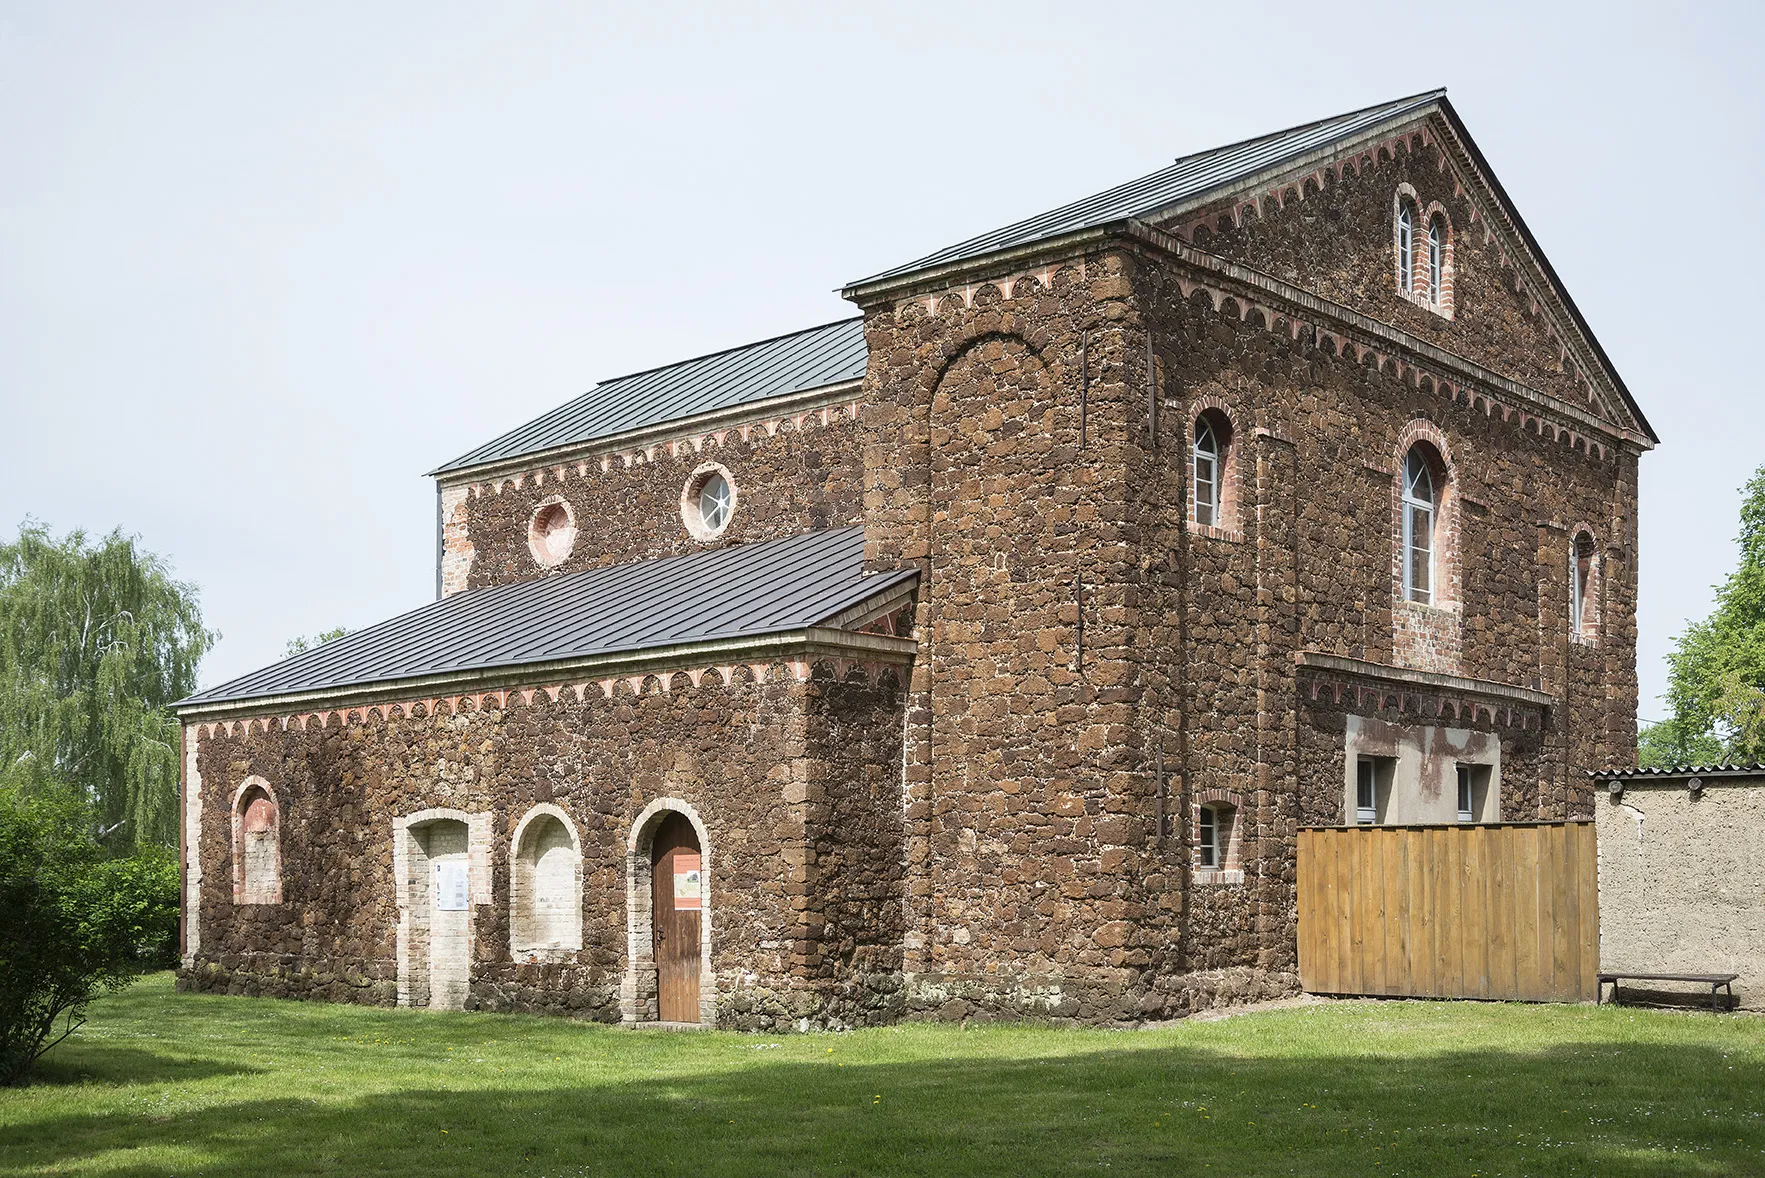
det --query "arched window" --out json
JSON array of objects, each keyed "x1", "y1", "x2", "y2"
[
  {"x1": 1427, "y1": 217, "x2": 1445, "y2": 305},
  {"x1": 232, "y1": 780, "x2": 281, "y2": 905},
  {"x1": 1401, "y1": 447, "x2": 1437, "y2": 605},
  {"x1": 1571, "y1": 532, "x2": 1597, "y2": 636},
  {"x1": 1192, "y1": 415, "x2": 1221, "y2": 526},
  {"x1": 512, "y1": 807, "x2": 582, "y2": 955},
  {"x1": 1198, "y1": 803, "x2": 1233, "y2": 867},
  {"x1": 1396, "y1": 203, "x2": 1415, "y2": 293}
]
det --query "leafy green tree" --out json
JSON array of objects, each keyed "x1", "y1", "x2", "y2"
[
  {"x1": 0, "y1": 789, "x2": 178, "y2": 1085},
  {"x1": 0, "y1": 522, "x2": 214, "y2": 850},
  {"x1": 285, "y1": 626, "x2": 351, "y2": 658},
  {"x1": 1648, "y1": 463, "x2": 1765, "y2": 766}
]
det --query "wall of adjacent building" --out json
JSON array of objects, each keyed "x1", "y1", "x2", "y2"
[{"x1": 1596, "y1": 778, "x2": 1765, "y2": 1008}]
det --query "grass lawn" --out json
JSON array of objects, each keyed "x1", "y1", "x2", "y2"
[{"x1": 1, "y1": 974, "x2": 1761, "y2": 1176}]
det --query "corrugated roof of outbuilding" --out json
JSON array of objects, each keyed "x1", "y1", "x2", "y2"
[
  {"x1": 1589, "y1": 764, "x2": 1765, "y2": 780},
  {"x1": 845, "y1": 91, "x2": 1446, "y2": 289},
  {"x1": 431, "y1": 317, "x2": 867, "y2": 476},
  {"x1": 176, "y1": 528, "x2": 914, "y2": 709}
]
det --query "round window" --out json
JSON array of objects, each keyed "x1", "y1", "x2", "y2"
[
  {"x1": 681, "y1": 463, "x2": 738, "y2": 541},
  {"x1": 527, "y1": 499, "x2": 577, "y2": 567}
]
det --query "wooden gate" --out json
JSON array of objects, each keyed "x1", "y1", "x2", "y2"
[{"x1": 1297, "y1": 822, "x2": 1598, "y2": 1003}]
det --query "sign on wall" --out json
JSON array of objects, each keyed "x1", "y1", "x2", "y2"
[
  {"x1": 674, "y1": 852, "x2": 701, "y2": 911},
  {"x1": 434, "y1": 860, "x2": 470, "y2": 911}
]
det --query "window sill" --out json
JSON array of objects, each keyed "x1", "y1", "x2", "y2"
[
  {"x1": 1187, "y1": 519, "x2": 1244, "y2": 543},
  {"x1": 1570, "y1": 632, "x2": 1601, "y2": 649},
  {"x1": 1397, "y1": 288, "x2": 1454, "y2": 321},
  {"x1": 1393, "y1": 597, "x2": 1460, "y2": 618},
  {"x1": 1191, "y1": 868, "x2": 1244, "y2": 886}
]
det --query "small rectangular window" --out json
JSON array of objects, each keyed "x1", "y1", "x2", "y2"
[
  {"x1": 1456, "y1": 764, "x2": 1492, "y2": 823},
  {"x1": 1355, "y1": 756, "x2": 1395, "y2": 825},
  {"x1": 1199, "y1": 807, "x2": 1217, "y2": 867}
]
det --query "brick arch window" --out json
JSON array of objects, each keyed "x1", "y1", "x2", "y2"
[
  {"x1": 1426, "y1": 216, "x2": 1446, "y2": 304},
  {"x1": 1570, "y1": 529, "x2": 1600, "y2": 639},
  {"x1": 511, "y1": 805, "x2": 582, "y2": 957},
  {"x1": 231, "y1": 778, "x2": 281, "y2": 905},
  {"x1": 1395, "y1": 199, "x2": 1417, "y2": 294},
  {"x1": 1193, "y1": 790, "x2": 1244, "y2": 883},
  {"x1": 1188, "y1": 403, "x2": 1239, "y2": 533},
  {"x1": 1401, "y1": 442, "x2": 1446, "y2": 605},
  {"x1": 527, "y1": 496, "x2": 577, "y2": 568}
]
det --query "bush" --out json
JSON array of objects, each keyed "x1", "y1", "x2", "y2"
[{"x1": 0, "y1": 791, "x2": 179, "y2": 1084}]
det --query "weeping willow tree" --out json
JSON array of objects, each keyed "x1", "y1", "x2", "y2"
[{"x1": 0, "y1": 523, "x2": 214, "y2": 850}]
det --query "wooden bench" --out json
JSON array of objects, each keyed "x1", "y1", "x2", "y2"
[{"x1": 1597, "y1": 971, "x2": 1738, "y2": 1010}]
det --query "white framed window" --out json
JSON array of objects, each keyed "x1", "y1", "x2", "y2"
[
  {"x1": 1401, "y1": 448, "x2": 1435, "y2": 605},
  {"x1": 1571, "y1": 532, "x2": 1596, "y2": 636},
  {"x1": 1193, "y1": 415, "x2": 1220, "y2": 527},
  {"x1": 1397, "y1": 204, "x2": 1414, "y2": 293},
  {"x1": 1355, "y1": 756, "x2": 1393, "y2": 825},
  {"x1": 1456, "y1": 764, "x2": 1492, "y2": 823},
  {"x1": 1427, "y1": 219, "x2": 1444, "y2": 304},
  {"x1": 1199, "y1": 806, "x2": 1219, "y2": 867}
]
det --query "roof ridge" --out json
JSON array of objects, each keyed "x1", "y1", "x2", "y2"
[{"x1": 1168, "y1": 89, "x2": 1446, "y2": 165}]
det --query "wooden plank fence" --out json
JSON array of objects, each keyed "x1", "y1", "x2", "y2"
[{"x1": 1297, "y1": 822, "x2": 1598, "y2": 1003}]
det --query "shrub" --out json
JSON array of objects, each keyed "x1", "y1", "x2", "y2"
[{"x1": 0, "y1": 791, "x2": 179, "y2": 1084}]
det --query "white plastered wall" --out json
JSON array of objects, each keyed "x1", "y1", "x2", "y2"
[
  {"x1": 1343, "y1": 715, "x2": 1501, "y2": 824},
  {"x1": 182, "y1": 726, "x2": 204, "y2": 964},
  {"x1": 1597, "y1": 780, "x2": 1765, "y2": 1007}
]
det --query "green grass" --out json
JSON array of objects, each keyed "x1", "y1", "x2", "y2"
[{"x1": 2, "y1": 975, "x2": 1762, "y2": 1176}]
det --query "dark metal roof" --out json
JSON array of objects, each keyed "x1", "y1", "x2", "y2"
[
  {"x1": 177, "y1": 528, "x2": 914, "y2": 709},
  {"x1": 432, "y1": 317, "x2": 868, "y2": 477},
  {"x1": 847, "y1": 91, "x2": 1446, "y2": 289},
  {"x1": 1589, "y1": 764, "x2": 1765, "y2": 781}
]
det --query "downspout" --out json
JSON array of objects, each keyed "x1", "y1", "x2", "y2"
[{"x1": 434, "y1": 481, "x2": 443, "y2": 600}]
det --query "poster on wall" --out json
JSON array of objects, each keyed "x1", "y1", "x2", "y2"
[
  {"x1": 674, "y1": 852, "x2": 701, "y2": 911},
  {"x1": 434, "y1": 860, "x2": 469, "y2": 911}
]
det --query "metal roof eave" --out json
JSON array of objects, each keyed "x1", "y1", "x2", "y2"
[
  {"x1": 174, "y1": 621, "x2": 917, "y2": 721},
  {"x1": 427, "y1": 376, "x2": 864, "y2": 484}
]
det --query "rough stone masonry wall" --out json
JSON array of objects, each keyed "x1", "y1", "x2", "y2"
[
  {"x1": 441, "y1": 406, "x2": 864, "y2": 593},
  {"x1": 860, "y1": 254, "x2": 1166, "y2": 1023},
  {"x1": 1173, "y1": 124, "x2": 1611, "y2": 419},
  {"x1": 179, "y1": 665, "x2": 906, "y2": 1029},
  {"x1": 1596, "y1": 779, "x2": 1765, "y2": 1008}
]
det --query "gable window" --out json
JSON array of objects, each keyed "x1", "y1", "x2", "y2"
[
  {"x1": 1571, "y1": 532, "x2": 1596, "y2": 637},
  {"x1": 1401, "y1": 447, "x2": 1437, "y2": 605},
  {"x1": 1396, "y1": 204, "x2": 1415, "y2": 294},
  {"x1": 1427, "y1": 217, "x2": 1445, "y2": 305},
  {"x1": 1193, "y1": 415, "x2": 1220, "y2": 526}
]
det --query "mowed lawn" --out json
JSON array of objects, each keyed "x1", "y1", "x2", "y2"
[{"x1": 2, "y1": 975, "x2": 1762, "y2": 1177}]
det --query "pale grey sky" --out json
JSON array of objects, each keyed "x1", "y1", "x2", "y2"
[{"x1": 2, "y1": 1, "x2": 1760, "y2": 722}]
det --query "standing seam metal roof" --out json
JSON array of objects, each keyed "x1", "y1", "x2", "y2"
[
  {"x1": 176, "y1": 528, "x2": 914, "y2": 708},
  {"x1": 431, "y1": 317, "x2": 867, "y2": 476},
  {"x1": 847, "y1": 91, "x2": 1446, "y2": 288}
]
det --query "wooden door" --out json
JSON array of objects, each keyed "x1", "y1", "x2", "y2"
[{"x1": 651, "y1": 813, "x2": 702, "y2": 1022}]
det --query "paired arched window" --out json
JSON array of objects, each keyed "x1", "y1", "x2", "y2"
[
  {"x1": 511, "y1": 807, "x2": 582, "y2": 955},
  {"x1": 1401, "y1": 446, "x2": 1438, "y2": 605},
  {"x1": 1571, "y1": 532, "x2": 1597, "y2": 637},
  {"x1": 1396, "y1": 203, "x2": 1415, "y2": 293},
  {"x1": 1191, "y1": 410, "x2": 1233, "y2": 529},
  {"x1": 232, "y1": 780, "x2": 281, "y2": 905}
]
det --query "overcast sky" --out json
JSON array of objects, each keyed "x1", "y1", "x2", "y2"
[{"x1": 2, "y1": 1, "x2": 1760, "y2": 722}]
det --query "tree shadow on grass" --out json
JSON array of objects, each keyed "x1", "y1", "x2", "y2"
[
  {"x1": 4, "y1": 1036, "x2": 1760, "y2": 1178},
  {"x1": 21, "y1": 1045, "x2": 261, "y2": 1089}
]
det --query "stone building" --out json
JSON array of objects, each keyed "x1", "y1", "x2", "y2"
[{"x1": 175, "y1": 90, "x2": 1655, "y2": 1026}]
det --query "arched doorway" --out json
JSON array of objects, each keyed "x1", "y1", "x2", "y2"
[
  {"x1": 650, "y1": 812, "x2": 702, "y2": 1022},
  {"x1": 406, "y1": 817, "x2": 471, "y2": 1010}
]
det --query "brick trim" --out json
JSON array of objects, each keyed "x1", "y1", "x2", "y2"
[
  {"x1": 1192, "y1": 788, "x2": 1245, "y2": 882},
  {"x1": 1567, "y1": 521, "x2": 1603, "y2": 645}
]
